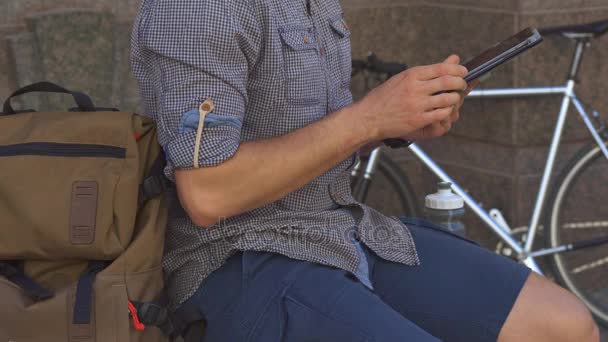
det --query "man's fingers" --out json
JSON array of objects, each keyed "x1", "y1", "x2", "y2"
[
  {"x1": 450, "y1": 108, "x2": 460, "y2": 122},
  {"x1": 421, "y1": 106, "x2": 453, "y2": 127},
  {"x1": 406, "y1": 107, "x2": 455, "y2": 140},
  {"x1": 413, "y1": 63, "x2": 468, "y2": 81},
  {"x1": 424, "y1": 75, "x2": 467, "y2": 95},
  {"x1": 425, "y1": 121, "x2": 450, "y2": 138},
  {"x1": 426, "y1": 92, "x2": 462, "y2": 111},
  {"x1": 443, "y1": 54, "x2": 460, "y2": 65},
  {"x1": 465, "y1": 79, "x2": 479, "y2": 96}
]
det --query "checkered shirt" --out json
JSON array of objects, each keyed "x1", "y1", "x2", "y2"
[{"x1": 131, "y1": 0, "x2": 419, "y2": 308}]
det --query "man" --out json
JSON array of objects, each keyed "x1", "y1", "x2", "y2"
[{"x1": 131, "y1": 0, "x2": 599, "y2": 341}]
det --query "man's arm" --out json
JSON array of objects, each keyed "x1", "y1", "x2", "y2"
[{"x1": 177, "y1": 60, "x2": 468, "y2": 227}]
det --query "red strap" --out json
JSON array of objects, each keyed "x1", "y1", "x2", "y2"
[
  {"x1": 128, "y1": 301, "x2": 145, "y2": 331},
  {"x1": 134, "y1": 132, "x2": 142, "y2": 141}
]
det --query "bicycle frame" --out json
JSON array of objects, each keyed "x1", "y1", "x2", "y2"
[{"x1": 406, "y1": 39, "x2": 608, "y2": 273}]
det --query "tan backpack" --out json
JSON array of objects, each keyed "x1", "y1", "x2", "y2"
[{"x1": 0, "y1": 82, "x2": 196, "y2": 342}]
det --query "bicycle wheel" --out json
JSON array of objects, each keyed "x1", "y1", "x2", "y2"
[
  {"x1": 545, "y1": 138, "x2": 608, "y2": 326},
  {"x1": 352, "y1": 152, "x2": 419, "y2": 217}
]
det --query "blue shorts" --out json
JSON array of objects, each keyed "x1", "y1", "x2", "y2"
[{"x1": 178, "y1": 218, "x2": 531, "y2": 341}]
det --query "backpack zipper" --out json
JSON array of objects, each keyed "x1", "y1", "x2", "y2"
[{"x1": 0, "y1": 142, "x2": 126, "y2": 159}]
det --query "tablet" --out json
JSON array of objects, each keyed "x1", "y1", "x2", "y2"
[
  {"x1": 383, "y1": 28, "x2": 543, "y2": 149},
  {"x1": 464, "y1": 28, "x2": 543, "y2": 83}
]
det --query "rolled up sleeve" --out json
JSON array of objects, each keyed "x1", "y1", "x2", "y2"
[{"x1": 133, "y1": 0, "x2": 261, "y2": 180}]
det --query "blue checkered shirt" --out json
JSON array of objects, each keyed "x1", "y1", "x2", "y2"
[{"x1": 131, "y1": 0, "x2": 419, "y2": 308}]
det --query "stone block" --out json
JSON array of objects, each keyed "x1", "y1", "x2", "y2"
[
  {"x1": 6, "y1": 32, "x2": 43, "y2": 111},
  {"x1": 347, "y1": 4, "x2": 517, "y2": 68},
  {"x1": 454, "y1": 99, "x2": 516, "y2": 145},
  {"x1": 2, "y1": 0, "x2": 140, "y2": 29},
  {"x1": 341, "y1": 0, "x2": 518, "y2": 11},
  {"x1": 26, "y1": 10, "x2": 115, "y2": 111},
  {"x1": 0, "y1": 28, "x2": 19, "y2": 102},
  {"x1": 513, "y1": 98, "x2": 594, "y2": 146},
  {"x1": 513, "y1": 141, "x2": 586, "y2": 176},
  {"x1": 417, "y1": 135, "x2": 516, "y2": 173},
  {"x1": 515, "y1": 10, "x2": 608, "y2": 145},
  {"x1": 2, "y1": 2, "x2": 145, "y2": 111},
  {"x1": 520, "y1": 0, "x2": 608, "y2": 12},
  {"x1": 3, "y1": 0, "x2": 38, "y2": 28},
  {"x1": 113, "y1": 0, "x2": 142, "y2": 19},
  {"x1": 512, "y1": 141, "x2": 597, "y2": 226},
  {"x1": 112, "y1": 21, "x2": 140, "y2": 111}
]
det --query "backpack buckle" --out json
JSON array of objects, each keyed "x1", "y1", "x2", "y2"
[
  {"x1": 129, "y1": 301, "x2": 178, "y2": 336},
  {"x1": 136, "y1": 302, "x2": 166, "y2": 325},
  {"x1": 140, "y1": 175, "x2": 170, "y2": 206}
]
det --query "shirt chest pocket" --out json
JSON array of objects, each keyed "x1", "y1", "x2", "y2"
[{"x1": 279, "y1": 25, "x2": 324, "y2": 106}]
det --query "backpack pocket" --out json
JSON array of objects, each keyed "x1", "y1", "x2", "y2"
[{"x1": 0, "y1": 112, "x2": 141, "y2": 260}]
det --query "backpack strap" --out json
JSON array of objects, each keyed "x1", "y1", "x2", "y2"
[
  {"x1": 72, "y1": 261, "x2": 105, "y2": 324},
  {"x1": 2, "y1": 81, "x2": 96, "y2": 115},
  {"x1": 139, "y1": 153, "x2": 171, "y2": 206},
  {"x1": 0, "y1": 261, "x2": 54, "y2": 301}
]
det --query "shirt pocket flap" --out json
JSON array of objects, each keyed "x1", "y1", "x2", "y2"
[
  {"x1": 329, "y1": 14, "x2": 351, "y2": 38},
  {"x1": 279, "y1": 25, "x2": 318, "y2": 51}
]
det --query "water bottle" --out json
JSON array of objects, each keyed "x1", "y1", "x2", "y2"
[{"x1": 424, "y1": 182, "x2": 466, "y2": 237}]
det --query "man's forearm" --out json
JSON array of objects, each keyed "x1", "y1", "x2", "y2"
[{"x1": 175, "y1": 103, "x2": 370, "y2": 227}]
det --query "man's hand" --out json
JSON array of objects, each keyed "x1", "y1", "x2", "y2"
[
  {"x1": 353, "y1": 55, "x2": 472, "y2": 144},
  {"x1": 402, "y1": 55, "x2": 478, "y2": 141}
]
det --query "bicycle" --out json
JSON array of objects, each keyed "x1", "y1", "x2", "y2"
[{"x1": 350, "y1": 19, "x2": 608, "y2": 326}]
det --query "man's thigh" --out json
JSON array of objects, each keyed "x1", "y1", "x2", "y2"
[
  {"x1": 370, "y1": 219, "x2": 532, "y2": 342},
  {"x1": 181, "y1": 250, "x2": 441, "y2": 342}
]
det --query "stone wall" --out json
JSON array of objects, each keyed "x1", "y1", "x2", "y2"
[
  {"x1": 0, "y1": 0, "x2": 141, "y2": 111},
  {"x1": 1, "y1": 0, "x2": 607, "y2": 249}
]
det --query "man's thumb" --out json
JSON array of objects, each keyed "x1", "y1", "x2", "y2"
[{"x1": 443, "y1": 54, "x2": 460, "y2": 65}]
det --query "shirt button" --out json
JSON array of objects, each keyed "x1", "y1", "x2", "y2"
[
  {"x1": 319, "y1": 47, "x2": 326, "y2": 57},
  {"x1": 304, "y1": 35, "x2": 310, "y2": 44}
]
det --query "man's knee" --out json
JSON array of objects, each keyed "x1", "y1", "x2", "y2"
[
  {"x1": 546, "y1": 288, "x2": 599, "y2": 342},
  {"x1": 559, "y1": 291, "x2": 600, "y2": 342},
  {"x1": 499, "y1": 273, "x2": 599, "y2": 342}
]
